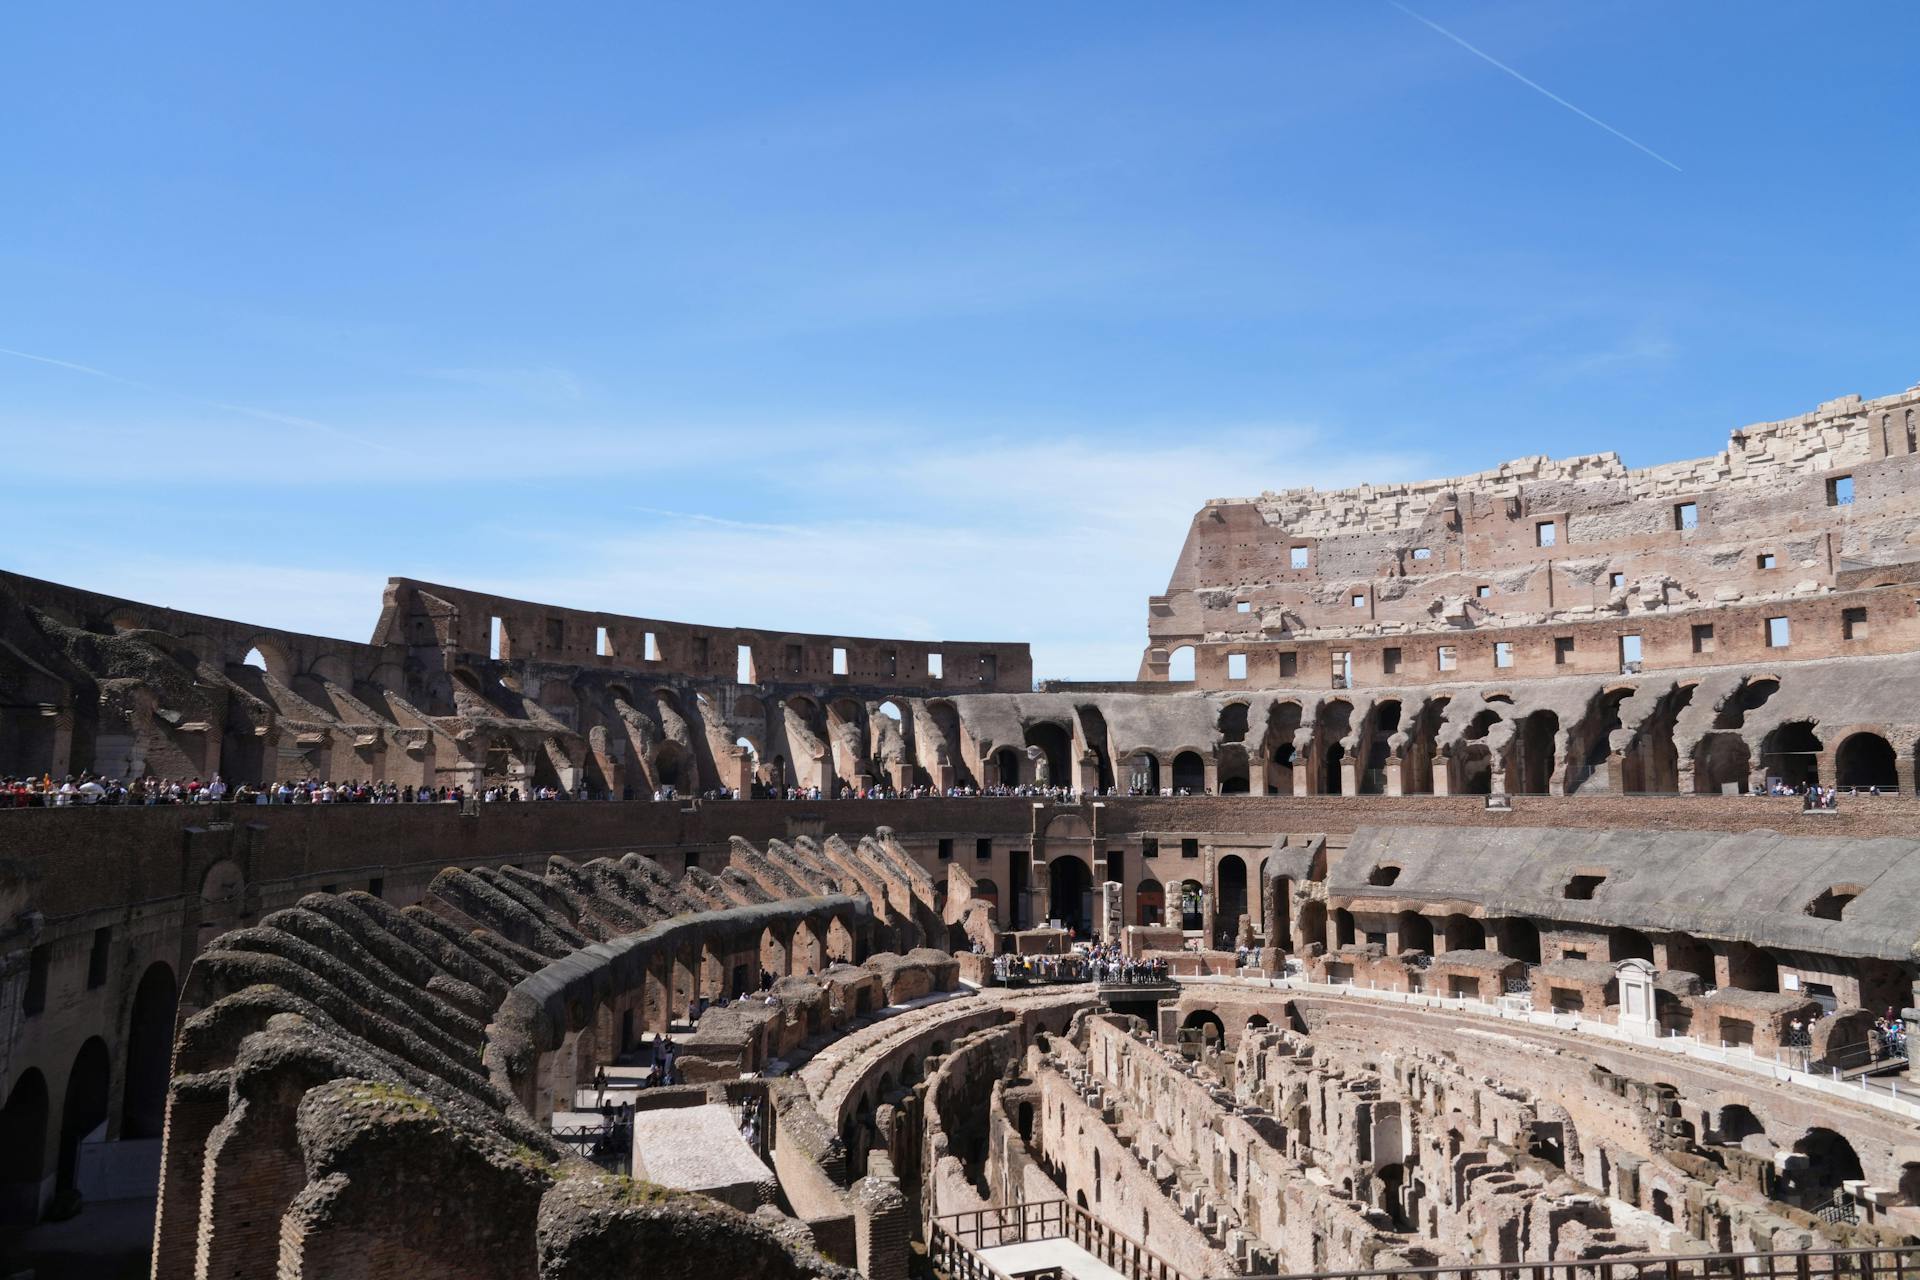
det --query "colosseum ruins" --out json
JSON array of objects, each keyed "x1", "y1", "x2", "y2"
[{"x1": 4, "y1": 380, "x2": 1920, "y2": 1279}]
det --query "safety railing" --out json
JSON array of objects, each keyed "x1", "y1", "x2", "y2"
[
  {"x1": 1215, "y1": 1245, "x2": 1920, "y2": 1280},
  {"x1": 930, "y1": 1199, "x2": 1194, "y2": 1280}
]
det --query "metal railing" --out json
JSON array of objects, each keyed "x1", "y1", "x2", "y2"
[
  {"x1": 930, "y1": 1199, "x2": 1194, "y2": 1280},
  {"x1": 1216, "y1": 1245, "x2": 1920, "y2": 1280}
]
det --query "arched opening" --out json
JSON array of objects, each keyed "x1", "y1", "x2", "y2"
[
  {"x1": 1263, "y1": 701, "x2": 1304, "y2": 794},
  {"x1": 1170, "y1": 751, "x2": 1205, "y2": 794},
  {"x1": 992, "y1": 747, "x2": 1021, "y2": 788},
  {"x1": 1716, "y1": 1105, "x2": 1764, "y2": 1145},
  {"x1": 1297, "y1": 899, "x2": 1327, "y2": 952},
  {"x1": 877, "y1": 700, "x2": 902, "y2": 721},
  {"x1": 241, "y1": 646, "x2": 267, "y2": 670},
  {"x1": 1359, "y1": 700, "x2": 1401, "y2": 795},
  {"x1": 1047, "y1": 856, "x2": 1094, "y2": 936},
  {"x1": 1216, "y1": 745, "x2": 1250, "y2": 794},
  {"x1": 0, "y1": 1068, "x2": 49, "y2": 1225},
  {"x1": 1178, "y1": 879, "x2": 1206, "y2": 932},
  {"x1": 1075, "y1": 705, "x2": 1115, "y2": 791},
  {"x1": 1181, "y1": 1009, "x2": 1226, "y2": 1045},
  {"x1": 1218, "y1": 702, "x2": 1250, "y2": 743},
  {"x1": 57, "y1": 1037, "x2": 110, "y2": 1197},
  {"x1": 1609, "y1": 927, "x2": 1655, "y2": 963},
  {"x1": 1785, "y1": 1128, "x2": 1864, "y2": 1205},
  {"x1": 1129, "y1": 752, "x2": 1160, "y2": 795},
  {"x1": 1500, "y1": 918, "x2": 1541, "y2": 964},
  {"x1": 1760, "y1": 721, "x2": 1822, "y2": 791},
  {"x1": 1024, "y1": 722, "x2": 1072, "y2": 787},
  {"x1": 1167, "y1": 646, "x2": 1195, "y2": 682},
  {"x1": 1316, "y1": 701, "x2": 1354, "y2": 795},
  {"x1": 1442, "y1": 915, "x2": 1485, "y2": 951},
  {"x1": 1693, "y1": 732, "x2": 1752, "y2": 795},
  {"x1": 973, "y1": 879, "x2": 1000, "y2": 922},
  {"x1": 1397, "y1": 911, "x2": 1434, "y2": 955},
  {"x1": 1216, "y1": 855, "x2": 1248, "y2": 945},
  {"x1": 1835, "y1": 732, "x2": 1897, "y2": 789},
  {"x1": 1135, "y1": 878, "x2": 1164, "y2": 926},
  {"x1": 1511, "y1": 710, "x2": 1559, "y2": 794},
  {"x1": 122, "y1": 961, "x2": 178, "y2": 1139}
]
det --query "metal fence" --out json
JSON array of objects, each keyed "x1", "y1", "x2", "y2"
[
  {"x1": 930, "y1": 1199, "x2": 1193, "y2": 1280},
  {"x1": 1216, "y1": 1246, "x2": 1920, "y2": 1280}
]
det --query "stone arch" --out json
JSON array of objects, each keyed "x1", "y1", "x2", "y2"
[
  {"x1": 1075, "y1": 704, "x2": 1115, "y2": 791},
  {"x1": 1023, "y1": 721, "x2": 1072, "y2": 786},
  {"x1": 1135, "y1": 877, "x2": 1164, "y2": 926},
  {"x1": 1216, "y1": 744, "x2": 1250, "y2": 794},
  {"x1": 1170, "y1": 750, "x2": 1205, "y2": 794},
  {"x1": 1297, "y1": 898, "x2": 1327, "y2": 952},
  {"x1": 1609, "y1": 927, "x2": 1655, "y2": 963},
  {"x1": 1263, "y1": 700, "x2": 1305, "y2": 794},
  {"x1": 1181, "y1": 1008, "x2": 1226, "y2": 1045},
  {"x1": 233, "y1": 634, "x2": 293, "y2": 684},
  {"x1": 991, "y1": 746, "x2": 1022, "y2": 788},
  {"x1": 57, "y1": 1037, "x2": 111, "y2": 1196},
  {"x1": 1128, "y1": 751, "x2": 1160, "y2": 794},
  {"x1": 1216, "y1": 854, "x2": 1248, "y2": 946},
  {"x1": 1510, "y1": 709, "x2": 1558, "y2": 794},
  {"x1": 973, "y1": 879, "x2": 1000, "y2": 920},
  {"x1": 1835, "y1": 730, "x2": 1897, "y2": 789},
  {"x1": 1167, "y1": 645, "x2": 1196, "y2": 682},
  {"x1": 1047, "y1": 854, "x2": 1094, "y2": 936},
  {"x1": 1715, "y1": 1103, "x2": 1765, "y2": 1144},
  {"x1": 122, "y1": 961, "x2": 178, "y2": 1139},
  {"x1": 1317, "y1": 700, "x2": 1354, "y2": 795},
  {"x1": 652, "y1": 740, "x2": 696, "y2": 793},
  {"x1": 0, "y1": 1068, "x2": 49, "y2": 1225},
  {"x1": 1442, "y1": 915, "x2": 1485, "y2": 950},
  {"x1": 1692, "y1": 732, "x2": 1751, "y2": 794},
  {"x1": 1397, "y1": 911, "x2": 1434, "y2": 955},
  {"x1": 1760, "y1": 721, "x2": 1822, "y2": 790},
  {"x1": 1787, "y1": 1128, "x2": 1864, "y2": 1203},
  {"x1": 1357, "y1": 699, "x2": 1401, "y2": 795}
]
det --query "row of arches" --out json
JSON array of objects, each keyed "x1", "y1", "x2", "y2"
[{"x1": 1, "y1": 961, "x2": 177, "y2": 1223}]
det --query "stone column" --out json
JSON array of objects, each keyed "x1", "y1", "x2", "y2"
[{"x1": 1384, "y1": 754, "x2": 1404, "y2": 797}]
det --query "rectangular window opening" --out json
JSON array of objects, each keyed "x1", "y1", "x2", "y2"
[
  {"x1": 1411, "y1": 547, "x2": 1432, "y2": 561},
  {"x1": 1227, "y1": 653, "x2": 1248, "y2": 680},
  {"x1": 1757, "y1": 553, "x2": 1776, "y2": 570},
  {"x1": 1235, "y1": 601, "x2": 1251, "y2": 613},
  {"x1": 1278, "y1": 652, "x2": 1298, "y2": 678},
  {"x1": 489, "y1": 616, "x2": 503, "y2": 660},
  {"x1": 88, "y1": 926, "x2": 111, "y2": 989},
  {"x1": 1619, "y1": 634, "x2": 1643, "y2": 672},
  {"x1": 645, "y1": 631, "x2": 660, "y2": 662},
  {"x1": 785, "y1": 642, "x2": 804, "y2": 674},
  {"x1": 1351, "y1": 594, "x2": 1366, "y2": 609},
  {"x1": 832, "y1": 646, "x2": 848, "y2": 676},
  {"x1": 1609, "y1": 572, "x2": 1626, "y2": 589},
  {"x1": 1180, "y1": 838, "x2": 1199, "y2": 859},
  {"x1": 1692, "y1": 623, "x2": 1715, "y2": 654},
  {"x1": 1674, "y1": 502, "x2": 1698, "y2": 530},
  {"x1": 928, "y1": 652, "x2": 944, "y2": 680},
  {"x1": 1382, "y1": 646, "x2": 1402, "y2": 675},
  {"x1": 1476, "y1": 584, "x2": 1491, "y2": 599},
  {"x1": 1536, "y1": 521, "x2": 1557, "y2": 548},
  {"x1": 1494, "y1": 641, "x2": 1514, "y2": 669},
  {"x1": 937, "y1": 838, "x2": 954, "y2": 862},
  {"x1": 1331, "y1": 650, "x2": 1352, "y2": 689},
  {"x1": 24, "y1": 944, "x2": 49, "y2": 1016},
  {"x1": 1436, "y1": 645, "x2": 1458, "y2": 672},
  {"x1": 544, "y1": 617, "x2": 564, "y2": 649},
  {"x1": 1828, "y1": 475, "x2": 1854, "y2": 506},
  {"x1": 975, "y1": 837, "x2": 992, "y2": 861},
  {"x1": 1766, "y1": 616, "x2": 1791, "y2": 648},
  {"x1": 595, "y1": 626, "x2": 611, "y2": 657},
  {"x1": 1142, "y1": 837, "x2": 1159, "y2": 859},
  {"x1": 1843, "y1": 606, "x2": 1868, "y2": 640},
  {"x1": 1553, "y1": 636, "x2": 1574, "y2": 665},
  {"x1": 737, "y1": 644, "x2": 755, "y2": 684},
  {"x1": 1289, "y1": 546, "x2": 1310, "y2": 569}
]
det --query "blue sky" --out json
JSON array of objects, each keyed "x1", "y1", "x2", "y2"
[{"x1": 3, "y1": 3, "x2": 1917, "y2": 679}]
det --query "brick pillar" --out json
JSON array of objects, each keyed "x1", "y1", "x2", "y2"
[
  {"x1": 193, "y1": 1083, "x2": 311, "y2": 1280},
  {"x1": 151, "y1": 1076, "x2": 231, "y2": 1280}
]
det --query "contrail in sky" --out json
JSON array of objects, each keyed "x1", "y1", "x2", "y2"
[
  {"x1": 1388, "y1": 1, "x2": 1682, "y2": 172},
  {"x1": 0, "y1": 344, "x2": 397, "y2": 452}
]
